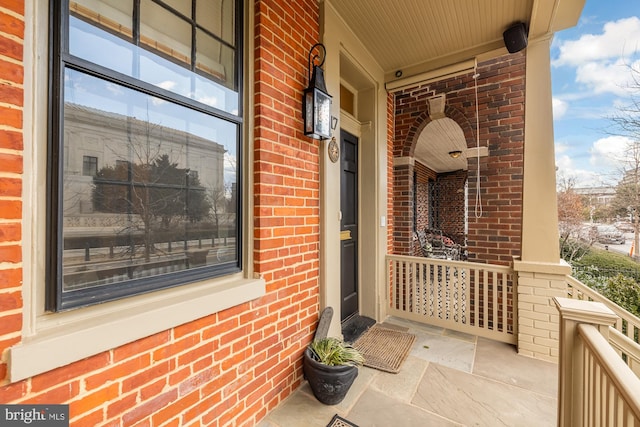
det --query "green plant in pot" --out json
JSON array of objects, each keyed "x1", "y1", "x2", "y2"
[{"x1": 303, "y1": 337, "x2": 364, "y2": 405}]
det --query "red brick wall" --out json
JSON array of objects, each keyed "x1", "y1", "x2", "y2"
[
  {"x1": 392, "y1": 53, "x2": 525, "y2": 265},
  {"x1": 0, "y1": 0, "x2": 24, "y2": 388},
  {"x1": 0, "y1": 1, "x2": 321, "y2": 426},
  {"x1": 435, "y1": 169, "x2": 467, "y2": 244},
  {"x1": 413, "y1": 164, "x2": 466, "y2": 255},
  {"x1": 387, "y1": 93, "x2": 394, "y2": 254},
  {"x1": 392, "y1": 159, "x2": 413, "y2": 253}
]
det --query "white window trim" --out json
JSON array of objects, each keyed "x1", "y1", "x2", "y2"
[{"x1": 9, "y1": 0, "x2": 261, "y2": 383}]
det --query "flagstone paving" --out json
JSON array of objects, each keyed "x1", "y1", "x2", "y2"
[{"x1": 259, "y1": 317, "x2": 558, "y2": 427}]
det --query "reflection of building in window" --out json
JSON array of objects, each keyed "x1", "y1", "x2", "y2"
[
  {"x1": 82, "y1": 155, "x2": 98, "y2": 176},
  {"x1": 63, "y1": 103, "x2": 227, "y2": 217}
]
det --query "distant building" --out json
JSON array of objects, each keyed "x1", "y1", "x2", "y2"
[{"x1": 574, "y1": 186, "x2": 616, "y2": 208}]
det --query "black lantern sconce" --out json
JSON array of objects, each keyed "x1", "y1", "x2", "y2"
[{"x1": 303, "y1": 43, "x2": 332, "y2": 140}]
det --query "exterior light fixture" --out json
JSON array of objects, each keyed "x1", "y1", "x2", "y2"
[
  {"x1": 448, "y1": 150, "x2": 462, "y2": 158},
  {"x1": 303, "y1": 43, "x2": 332, "y2": 140}
]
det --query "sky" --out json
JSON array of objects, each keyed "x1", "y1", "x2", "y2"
[{"x1": 552, "y1": 0, "x2": 640, "y2": 188}]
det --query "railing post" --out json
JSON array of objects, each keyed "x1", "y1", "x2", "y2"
[{"x1": 554, "y1": 297, "x2": 618, "y2": 427}]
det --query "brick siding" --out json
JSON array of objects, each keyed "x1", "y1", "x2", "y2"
[
  {"x1": 392, "y1": 53, "x2": 525, "y2": 266},
  {"x1": 517, "y1": 272, "x2": 565, "y2": 361},
  {"x1": 387, "y1": 92, "x2": 394, "y2": 253},
  {"x1": 0, "y1": 1, "x2": 321, "y2": 426},
  {"x1": 0, "y1": 0, "x2": 24, "y2": 389},
  {"x1": 412, "y1": 164, "x2": 466, "y2": 256},
  {"x1": 435, "y1": 169, "x2": 467, "y2": 244}
]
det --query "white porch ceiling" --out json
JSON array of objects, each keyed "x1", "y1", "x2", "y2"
[
  {"x1": 331, "y1": 0, "x2": 585, "y2": 81},
  {"x1": 333, "y1": 0, "x2": 531, "y2": 80},
  {"x1": 331, "y1": 0, "x2": 585, "y2": 172},
  {"x1": 415, "y1": 118, "x2": 468, "y2": 173}
]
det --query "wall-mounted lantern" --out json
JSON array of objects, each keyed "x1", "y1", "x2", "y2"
[{"x1": 303, "y1": 43, "x2": 332, "y2": 140}]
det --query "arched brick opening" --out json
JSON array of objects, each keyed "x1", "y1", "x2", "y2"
[
  {"x1": 392, "y1": 99, "x2": 475, "y2": 256},
  {"x1": 391, "y1": 53, "x2": 526, "y2": 265}
]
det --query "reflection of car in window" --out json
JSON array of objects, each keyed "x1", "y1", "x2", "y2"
[{"x1": 592, "y1": 225, "x2": 626, "y2": 245}]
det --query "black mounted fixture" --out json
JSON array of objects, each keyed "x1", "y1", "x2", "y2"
[
  {"x1": 503, "y1": 22, "x2": 528, "y2": 53},
  {"x1": 303, "y1": 43, "x2": 332, "y2": 140}
]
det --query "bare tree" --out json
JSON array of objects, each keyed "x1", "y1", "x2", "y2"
[
  {"x1": 93, "y1": 119, "x2": 211, "y2": 262},
  {"x1": 557, "y1": 175, "x2": 591, "y2": 262},
  {"x1": 608, "y1": 63, "x2": 640, "y2": 259},
  {"x1": 609, "y1": 63, "x2": 640, "y2": 145}
]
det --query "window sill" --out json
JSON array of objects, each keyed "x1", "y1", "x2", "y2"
[{"x1": 8, "y1": 276, "x2": 265, "y2": 382}]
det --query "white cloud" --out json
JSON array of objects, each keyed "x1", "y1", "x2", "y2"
[
  {"x1": 556, "y1": 153, "x2": 573, "y2": 169},
  {"x1": 555, "y1": 142, "x2": 570, "y2": 154},
  {"x1": 196, "y1": 95, "x2": 219, "y2": 107},
  {"x1": 589, "y1": 135, "x2": 632, "y2": 168},
  {"x1": 555, "y1": 156, "x2": 605, "y2": 187},
  {"x1": 554, "y1": 17, "x2": 640, "y2": 67},
  {"x1": 105, "y1": 83, "x2": 123, "y2": 96},
  {"x1": 553, "y1": 17, "x2": 640, "y2": 97},
  {"x1": 575, "y1": 58, "x2": 638, "y2": 96},
  {"x1": 157, "y1": 80, "x2": 177, "y2": 91},
  {"x1": 553, "y1": 97, "x2": 568, "y2": 119},
  {"x1": 150, "y1": 81, "x2": 178, "y2": 105},
  {"x1": 576, "y1": 171, "x2": 613, "y2": 187},
  {"x1": 555, "y1": 136, "x2": 634, "y2": 187}
]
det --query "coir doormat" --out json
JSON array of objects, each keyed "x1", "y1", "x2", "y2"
[{"x1": 353, "y1": 324, "x2": 416, "y2": 373}]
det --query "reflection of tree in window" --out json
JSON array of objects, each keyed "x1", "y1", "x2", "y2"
[{"x1": 93, "y1": 153, "x2": 211, "y2": 261}]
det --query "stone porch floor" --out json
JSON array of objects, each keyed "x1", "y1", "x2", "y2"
[{"x1": 259, "y1": 317, "x2": 558, "y2": 427}]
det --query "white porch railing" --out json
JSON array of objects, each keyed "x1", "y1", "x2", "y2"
[
  {"x1": 556, "y1": 298, "x2": 640, "y2": 426},
  {"x1": 386, "y1": 255, "x2": 516, "y2": 344},
  {"x1": 566, "y1": 276, "x2": 640, "y2": 375}
]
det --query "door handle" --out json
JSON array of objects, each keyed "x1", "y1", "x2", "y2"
[{"x1": 340, "y1": 230, "x2": 351, "y2": 241}]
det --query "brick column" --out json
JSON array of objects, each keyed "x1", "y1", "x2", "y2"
[
  {"x1": 392, "y1": 157, "x2": 414, "y2": 255},
  {"x1": 514, "y1": 260, "x2": 571, "y2": 362}
]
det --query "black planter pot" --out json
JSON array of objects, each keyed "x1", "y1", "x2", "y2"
[{"x1": 303, "y1": 347, "x2": 359, "y2": 405}]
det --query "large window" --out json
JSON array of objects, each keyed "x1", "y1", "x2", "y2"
[{"x1": 48, "y1": 0, "x2": 243, "y2": 310}]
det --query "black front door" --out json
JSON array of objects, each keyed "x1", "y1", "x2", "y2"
[{"x1": 340, "y1": 130, "x2": 358, "y2": 321}]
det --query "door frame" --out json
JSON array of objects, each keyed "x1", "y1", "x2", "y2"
[{"x1": 318, "y1": 6, "x2": 389, "y2": 337}]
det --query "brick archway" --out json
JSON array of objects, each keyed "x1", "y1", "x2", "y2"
[
  {"x1": 391, "y1": 53, "x2": 526, "y2": 265},
  {"x1": 392, "y1": 91, "x2": 477, "y2": 256}
]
